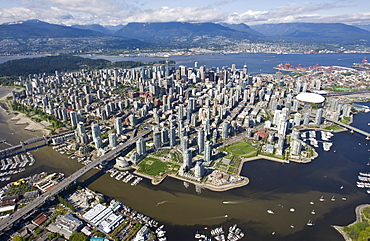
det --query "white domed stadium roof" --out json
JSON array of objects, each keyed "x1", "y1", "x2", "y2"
[{"x1": 296, "y1": 92, "x2": 325, "y2": 104}]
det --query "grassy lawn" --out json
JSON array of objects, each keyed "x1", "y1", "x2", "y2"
[
  {"x1": 334, "y1": 87, "x2": 353, "y2": 92},
  {"x1": 324, "y1": 124, "x2": 345, "y2": 131},
  {"x1": 138, "y1": 157, "x2": 180, "y2": 177},
  {"x1": 222, "y1": 142, "x2": 257, "y2": 156},
  {"x1": 340, "y1": 116, "x2": 351, "y2": 124}
]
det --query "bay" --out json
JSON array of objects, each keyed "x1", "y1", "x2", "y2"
[
  {"x1": 81, "y1": 52, "x2": 370, "y2": 74},
  {"x1": 0, "y1": 53, "x2": 370, "y2": 240}
]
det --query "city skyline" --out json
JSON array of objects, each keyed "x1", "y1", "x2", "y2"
[{"x1": 0, "y1": 0, "x2": 369, "y2": 26}]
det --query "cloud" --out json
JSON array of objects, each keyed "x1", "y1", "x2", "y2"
[
  {"x1": 123, "y1": 6, "x2": 226, "y2": 23},
  {"x1": 0, "y1": 1, "x2": 369, "y2": 26},
  {"x1": 0, "y1": 6, "x2": 74, "y2": 24}
]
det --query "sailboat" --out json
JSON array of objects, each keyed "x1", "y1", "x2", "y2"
[{"x1": 307, "y1": 219, "x2": 314, "y2": 226}]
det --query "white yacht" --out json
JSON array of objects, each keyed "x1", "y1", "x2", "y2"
[{"x1": 267, "y1": 209, "x2": 274, "y2": 214}]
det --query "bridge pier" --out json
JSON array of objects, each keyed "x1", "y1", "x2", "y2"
[
  {"x1": 43, "y1": 135, "x2": 49, "y2": 145},
  {"x1": 20, "y1": 142, "x2": 26, "y2": 152}
]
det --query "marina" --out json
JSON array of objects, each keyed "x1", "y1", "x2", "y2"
[
  {"x1": 194, "y1": 224, "x2": 244, "y2": 241},
  {"x1": 107, "y1": 168, "x2": 143, "y2": 186},
  {"x1": 0, "y1": 152, "x2": 35, "y2": 181}
]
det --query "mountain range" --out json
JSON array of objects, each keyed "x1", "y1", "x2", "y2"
[{"x1": 0, "y1": 20, "x2": 370, "y2": 55}]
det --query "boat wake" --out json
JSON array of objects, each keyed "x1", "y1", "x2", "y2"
[
  {"x1": 201, "y1": 215, "x2": 229, "y2": 220},
  {"x1": 156, "y1": 200, "x2": 170, "y2": 207},
  {"x1": 222, "y1": 200, "x2": 246, "y2": 204}
]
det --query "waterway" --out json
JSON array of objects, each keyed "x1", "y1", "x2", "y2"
[
  {"x1": 79, "y1": 52, "x2": 370, "y2": 74},
  {"x1": 1, "y1": 53, "x2": 370, "y2": 75},
  {"x1": 0, "y1": 54, "x2": 370, "y2": 240}
]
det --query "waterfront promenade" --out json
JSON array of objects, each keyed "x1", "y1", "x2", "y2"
[
  {"x1": 332, "y1": 204, "x2": 370, "y2": 241},
  {"x1": 0, "y1": 129, "x2": 151, "y2": 233},
  {"x1": 324, "y1": 118, "x2": 370, "y2": 138}
]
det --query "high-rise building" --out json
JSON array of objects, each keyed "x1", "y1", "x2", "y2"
[
  {"x1": 183, "y1": 149, "x2": 192, "y2": 171},
  {"x1": 204, "y1": 141, "x2": 212, "y2": 163},
  {"x1": 97, "y1": 89, "x2": 104, "y2": 99},
  {"x1": 115, "y1": 117, "x2": 123, "y2": 135},
  {"x1": 276, "y1": 135, "x2": 285, "y2": 155},
  {"x1": 76, "y1": 122, "x2": 86, "y2": 136},
  {"x1": 130, "y1": 151, "x2": 139, "y2": 164},
  {"x1": 91, "y1": 123, "x2": 101, "y2": 141},
  {"x1": 94, "y1": 137, "x2": 102, "y2": 149},
  {"x1": 292, "y1": 99, "x2": 299, "y2": 111},
  {"x1": 129, "y1": 114, "x2": 136, "y2": 126},
  {"x1": 61, "y1": 108, "x2": 68, "y2": 122},
  {"x1": 303, "y1": 112, "x2": 310, "y2": 125},
  {"x1": 291, "y1": 129, "x2": 300, "y2": 140},
  {"x1": 109, "y1": 133, "x2": 117, "y2": 148},
  {"x1": 194, "y1": 161, "x2": 205, "y2": 179},
  {"x1": 293, "y1": 113, "x2": 302, "y2": 127},
  {"x1": 169, "y1": 125, "x2": 176, "y2": 147},
  {"x1": 222, "y1": 122, "x2": 230, "y2": 139},
  {"x1": 153, "y1": 130, "x2": 161, "y2": 150},
  {"x1": 105, "y1": 104, "x2": 111, "y2": 117},
  {"x1": 273, "y1": 110, "x2": 282, "y2": 125},
  {"x1": 278, "y1": 120, "x2": 288, "y2": 136},
  {"x1": 178, "y1": 104, "x2": 184, "y2": 120},
  {"x1": 198, "y1": 128, "x2": 205, "y2": 153},
  {"x1": 315, "y1": 108, "x2": 323, "y2": 125},
  {"x1": 136, "y1": 137, "x2": 146, "y2": 156},
  {"x1": 330, "y1": 98, "x2": 339, "y2": 112},
  {"x1": 161, "y1": 128, "x2": 169, "y2": 144},
  {"x1": 291, "y1": 139, "x2": 302, "y2": 156},
  {"x1": 180, "y1": 136, "x2": 188, "y2": 151}
]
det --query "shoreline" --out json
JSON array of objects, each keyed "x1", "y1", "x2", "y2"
[
  {"x1": 132, "y1": 167, "x2": 250, "y2": 192},
  {"x1": 332, "y1": 204, "x2": 370, "y2": 241},
  {"x1": 9, "y1": 111, "x2": 50, "y2": 136}
]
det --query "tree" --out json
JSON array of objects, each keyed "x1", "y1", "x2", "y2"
[
  {"x1": 13, "y1": 236, "x2": 26, "y2": 241},
  {"x1": 69, "y1": 232, "x2": 88, "y2": 241}
]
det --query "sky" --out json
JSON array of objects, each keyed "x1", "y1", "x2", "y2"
[{"x1": 0, "y1": 0, "x2": 369, "y2": 26}]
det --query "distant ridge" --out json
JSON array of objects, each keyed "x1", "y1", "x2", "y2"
[
  {"x1": 71, "y1": 24, "x2": 113, "y2": 35},
  {"x1": 0, "y1": 19, "x2": 370, "y2": 54},
  {"x1": 114, "y1": 22, "x2": 260, "y2": 46},
  {"x1": 249, "y1": 23, "x2": 370, "y2": 44},
  {"x1": 0, "y1": 20, "x2": 149, "y2": 55},
  {"x1": 220, "y1": 23, "x2": 264, "y2": 36},
  {"x1": 0, "y1": 19, "x2": 106, "y2": 38}
]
